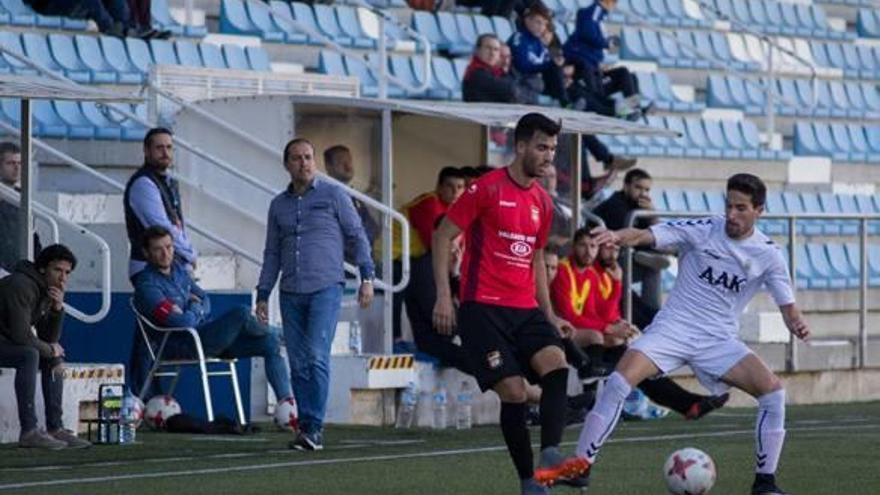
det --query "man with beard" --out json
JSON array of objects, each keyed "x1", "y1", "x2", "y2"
[{"x1": 432, "y1": 113, "x2": 585, "y2": 494}]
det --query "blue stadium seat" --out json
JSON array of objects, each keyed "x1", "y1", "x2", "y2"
[
  {"x1": 774, "y1": 78, "x2": 799, "y2": 116},
  {"x1": 491, "y1": 16, "x2": 513, "y2": 42},
  {"x1": 431, "y1": 57, "x2": 461, "y2": 99},
  {"x1": 149, "y1": 39, "x2": 179, "y2": 66},
  {"x1": 682, "y1": 189, "x2": 708, "y2": 213},
  {"x1": 336, "y1": 6, "x2": 375, "y2": 48},
  {"x1": 52, "y1": 100, "x2": 93, "y2": 139},
  {"x1": 683, "y1": 118, "x2": 717, "y2": 158},
  {"x1": 794, "y1": 122, "x2": 822, "y2": 157},
  {"x1": 318, "y1": 49, "x2": 345, "y2": 76},
  {"x1": 724, "y1": 120, "x2": 757, "y2": 159},
  {"x1": 222, "y1": 44, "x2": 250, "y2": 70},
  {"x1": 152, "y1": 0, "x2": 186, "y2": 36},
  {"x1": 125, "y1": 37, "x2": 154, "y2": 75},
  {"x1": 312, "y1": 4, "x2": 353, "y2": 46},
  {"x1": 794, "y1": 244, "x2": 820, "y2": 289},
  {"x1": 73, "y1": 35, "x2": 116, "y2": 84},
  {"x1": 666, "y1": 0, "x2": 702, "y2": 27},
  {"x1": 829, "y1": 81, "x2": 857, "y2": 117},
  {"x1": 661, "y1": 188, "x2": 685, "y2": 213},
  {"x1": 856, "y1": 45, "x2": 877, "y2": 78},
  {"x1": 783, "y1": 191, "x2": 823, "y2": 235},
  {"x1": 174, "y1": 40, "x2": 203, "y2": 67},
  {"x1": 844, "y1": 82, "x2": 870, "y2": 117},
  {"x1": 245, "y1": 46, "x2": 271, "y2": 71},
  {"x1": 841, "y1": 43, "x2": 863, "y2": 78},
  {"x1": 0, "y1": 32, "x2": 29, "y2": 74},
  {"x1": 455, "y1": 13, "x2": 479, "y2": 46},
  {"x1": 865, "y1": 126, "x2": 880, "y2": 160},
  {"x1": 621, "y1": 27, "x2": 651, "y2": 62},
  {"x1": 268, "y1": 0, "x2": 308, "y2": 44},
  {"x1": 795, "y1": 4, "x2": 819, "y2": 35},
  {"x1": 831, "y1": 123, "x2": 863, "y2": 162},
  {"x1": 708, "y1": 32, "x2": 751, "y2": 71},
  {"x1": 820, "y1": 192, "x2": 859, "y2": 236},
  {"x1": 808, "y1": 40, "x2": 832, "y2": 69},
  {"x1": 220, "y1": 0, "x2": 263, "y2": 38},
  {"x1": 119, "y1": 104, "x2": 149, "y2": 141},
  {"x1": 412, "y1": 11, "x2": 448, "y2": 51},
  {"x1": 46, "y1": 34, "x2": 92, "y2": 83},
  {"x1": 410, "y1": 55, "x2": 443, "y2": 99},
  {"x1": 858, "y1": 8, "x2": 880, "y2": 38},
  {"x1": 801, "y1": 191, "x2": 840, "y2": 235},
  {"x1": 844, "y1": 243, "x2": 880, "y2": 287},
  {"x1": 731, "y1": 0, "x2": 753, "y2": 25},
  {"x1": 764, "y1": 1, "x2": 793, "y2": 35},
  {"x1": 815, "y1": 122, "x2": 850, "y2": 161},
  {"x1": 242, "y1": 0, "x2": 286, "y2": 42},
  {"x1": 852, "y1": 193, "x2": 880, "y2": 235},
  {"x1": 341, "y1": 54, "x2": 379, "y2": 97},
  {"x1": 199, "y1": 42, "x2": 227, "y2": 69},
  {"x1": 436, "y1": 12, "x2": 470, "y2": 54},
  {"x1": 389, "y1": 54, "x2": 421, "y2": 97},
  {"x1": 98, "y1": 36, "x2": 141, "y2": 83},
  {"x1": 290, "y1": 2, "x2": 325, "y2": 45},
  {"x1": 22, "y1": 32, "x2": 88, "y2": 82},
  {"x1": 664, "y1": 115, "x2": 696, "y2": 157},
  {"x1": 637, "y1": 73, "x2": 663, "y2": 109},
  {"x1": 807, "y1": 243, "x2": 848, "y2": 289},
  {"x1": 672, "y1": 31, "x2": 703, "y2": 68},
  {"x1": 703, "y1": 119, "x2": 734, "y2": 158},
  {"x1": 691, "y1": 30, "x2": 716, "y2": 67},
  {"x1": 844, "y1": 124, "x2": 876, "y2": 163},
  {"x1": 80, "y1": 102, "x2": 122, "y2": 140},
  {"x1": 366, "y1": 53, "x2": 404, "y2": 97},
  {"x1": 825, "y1": 243, "x2": 861, "y2": 287},
  {"x1": 743, "y1": 78, "x2": 767, "y2": 111},
  {"x1": 472, "y1": 14, "x2": 494, "y2": 39},
  {"x1": 746, "y1": 0, "x2": 774, "y2": 32},
  {"x1": 704, "y1": 190, "x2": 726, "y2": 213},
  {"x1": 32, "y1": 99, "x2": 68, "y2": 138},
  {"x1": 647, "y1": 30, "x2": 680, "y2": 66},
  {"x1": 0, "y1": 0, "x2": 34, "y2": 25},
  {"x1": 779, "y1": 1, "x2": 809, "y2": 36}
]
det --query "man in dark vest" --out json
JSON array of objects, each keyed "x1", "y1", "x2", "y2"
[
  {"x1": 123, "y1": 127, "x2": 196, "y2": 280},
  {"x1": 123, "y1": 127, "x2": 197, "y2": 396}
]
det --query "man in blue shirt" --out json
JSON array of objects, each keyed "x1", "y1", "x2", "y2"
[
  {"x1": 508, "y1": 3, "x2": 568, "y2": 106},
  {"x1": 564, "y1": 0, "x2": 643, "y2": 119},
  {"x1": 133, "y1": 226, "x2": 292, "y2": 407},
  {"x1": 256, "y1": 138, "x2": 374, "y2": 452}
]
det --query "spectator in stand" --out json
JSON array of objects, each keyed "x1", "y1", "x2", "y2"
[
  {"x1": 500, "y1": 43, "x2": 512, "y2": 73},
  {"x1": 133, "y1": 225, "x2": 293, "y2": 407},
  {"x1": 592, "y1": 168, "x2": 668, "y2": 312},
  {"x1": 323, "y1": 145, "x2": 379, "y2": 249},
  {"x1": 463, "y1": 34, "x2": 519, "y2": 103},
  {"x1": 0, "y1": 142, "x2": 42, "y2": 276},
  {"x1": 256, "y1": 138, "x2": 374, "y2": 452},
  {"x1": 508, "y1": 2, "x2": 569, "y2": 106},
  {"x1": 563, "y1": 0, "x2": 646, "y2": 120},
  {"x1": 0, "y1": 244, "x2": 91, "y2": 449},
  {"x1": 395, "y1": 168, "x2": 466, "y2": 355},
  {"x1": 25, "y1": 0, "x2": 166, "y2": 39}
]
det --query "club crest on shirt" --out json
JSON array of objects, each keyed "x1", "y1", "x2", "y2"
[
  {"x1": 486, "y1": 351, "x2": 503, "y2": 369},
  {"x1": 530, "y1": 205, "x2": 540, "y2": 223}
]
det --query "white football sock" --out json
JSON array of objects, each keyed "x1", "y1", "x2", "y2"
[
  {"x1": 755, "y1": 389, "x2": 786, "y2": 474},
  {"x1": 575, "y1": 371, "x2": 632, "y2": 463}
]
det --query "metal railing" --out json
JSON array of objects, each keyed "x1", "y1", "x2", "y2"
[
  {"x1": 0, "y1": 184, "x2": 110, "y2": 323},
  {"x1": 621, "y1": 210, "x2": 879, "y2": 372}
]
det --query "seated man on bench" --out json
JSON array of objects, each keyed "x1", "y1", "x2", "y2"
[
  {"x1": 0, "y1": 244, "x2": 90, "y2": 449},
  {"x1": 132, "y1": 226, "x2": 292, "y2": 404}
]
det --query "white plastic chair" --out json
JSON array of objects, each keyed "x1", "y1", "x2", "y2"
[
  {"x1": 130, "y1": 299, "x2": 246, "y2": 424},
  {"x1": 727, "y1": 32, "x2": 753, "y2": 66}
]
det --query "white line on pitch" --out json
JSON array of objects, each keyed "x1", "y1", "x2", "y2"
[{"x1": 0, "y1": 423, "x2": 876, "y2": 491}]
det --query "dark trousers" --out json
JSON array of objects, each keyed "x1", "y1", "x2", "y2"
[
  {"x1": 0, "y1": 344, "x2": 63, "y2": 433},
  {"x1": 404, "y1": 254, "x2": 470, "y2": 372},
  {"x1": 541, "y1": 64, "x2": 568, "y2": 105},
  {"x1": 392, "y1": 259, "x2": 403, "y2": 341},
  {"x1": 29, "y1": 0, "x2": 129, "y2": 31},
  {"x1": 603, "y1": 66, "x2": 639, "y2": 98},
  {"x1": 584, "y1": 134, "x2": 613, "y2": 165},
  {"x1": 127, "y1": 0, "x2": 150, "y2": 28}
]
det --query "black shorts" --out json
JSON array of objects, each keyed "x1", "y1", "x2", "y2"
[{"x1": 458, "y1": 302, "x2": 564, "y2": 392}]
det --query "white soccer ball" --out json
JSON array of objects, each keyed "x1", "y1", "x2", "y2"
[
  {"x1": 663, "y1": 447, "x2": 717, "y2": 495},
  {"x1": 273, "y1": 396, "x2": 299, "y2": 432},
  {"x1": 144, "y1": 395, "x2": 182, "y2": 430},
  {"x1": 130, "y1": 396, "x2": 145, "y2": 429}
]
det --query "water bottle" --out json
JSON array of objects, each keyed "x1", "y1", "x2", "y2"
[
  {"x1": 395, "y1": 381, "x2": 418, "y2": 429},
  {"x1": 348, "y1": 320, "x2": 362, "y2": 355},
  {"x1": 455, "y1": 380, "x2": 473, "y2": 430},
  {"x1": 432, "y1": 383, "x2": 448, "y2": 430},
  {"x1": 120, "y1": 391, "x2": 136, "y2": 444}
]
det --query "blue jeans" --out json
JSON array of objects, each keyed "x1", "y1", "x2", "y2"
[
  {"x1": 280, "y1": 284, "x2": 343, "y2": 435},
  {"x1": 196, "y1": 306, "x2": 292, "y2": 402}
]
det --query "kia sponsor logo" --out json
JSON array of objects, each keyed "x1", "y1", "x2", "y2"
[{"x1": 510, "y1": 241, "x2": 532, "y2": 257}]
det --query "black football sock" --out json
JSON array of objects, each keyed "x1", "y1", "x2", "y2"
[
  {"x1": 500, "y1": 401, "x2": 534, "y2": 480},
  {"x1": 539, "y1": 368, "x2": 569, "y2": 450}
]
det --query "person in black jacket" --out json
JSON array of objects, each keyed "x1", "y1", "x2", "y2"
[
  {"x1": 463, "y1": 34, "x2": 520, "y2": 103},
  {"x1": 0, "y1": 141, "x2": 42, "y2": 275},
  {"x1": 0, "y1": 244, "x2": 90, "y2": 449}
]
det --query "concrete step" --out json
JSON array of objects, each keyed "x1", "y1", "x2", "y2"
[{"x1": 37, "y1": 192, "x2": 124, "y2": 224}]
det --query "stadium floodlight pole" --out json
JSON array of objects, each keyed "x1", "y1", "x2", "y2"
[
  {"x1": 17, "y1": 98, "x2": 32, "y2": 262},
  {"x1": 786, "y1": 216, "x2": 798, "y2": 373}
]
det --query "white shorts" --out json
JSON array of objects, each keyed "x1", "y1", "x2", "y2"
[{"x1": 629, "y1": 327, "x2": 753, "y2": 396}]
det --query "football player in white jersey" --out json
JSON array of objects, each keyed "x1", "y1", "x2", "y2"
[{"x1": 535, "y1": 174, "x2": 810, "y2": 495}]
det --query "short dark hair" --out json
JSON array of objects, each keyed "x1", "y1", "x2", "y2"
[
  {"x1": 35, "y1": 244, "x2": 77, "y2": 271},
  {"x1": 475, "y1": 33, "x2": 498, "y2": 50},
  {"x1": 514, "y1": 113, "x2": 561, "y2": 145},
  {"x1": 284, "y1": 138, "x2": 314, "y2": 162},
  {"x1": 437, "y1": 166, "x2": 466, "y2": 185},
  {"x1": 727, "y1": 173, "x2": 766, "y2": 208},
  {"x1": 323, "y1": 144, "x2": 350, "y2": 166},
  {"x1": 143, "y1": 127, "x2": 173, "y2": 147},
  {"x1": 141, "y1": 225, "x2": 172, "y2": 251},
  {"x1": 459, "y1": 166, "x2": 479, "y2": 179},
  {"x1": 0, "y1": 141, "x2": 20, "y2": 158},
  {"x1": 523, "y1": 1, "x2": 553, "y2": 21},
  {"x1": 474, "y1": 165, "x2": 493, "y2": 176},
  {"x1": 623, "y1": 168, "x2": 651, "y2": 185}
]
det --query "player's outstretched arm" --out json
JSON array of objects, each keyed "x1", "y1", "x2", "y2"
[
  {"x1": 592, "y1": 227, "x2": 656, "y2": 248},
  {"x1": 432, "y1": 217, "x2": 461, "y2": 335},
  {"x1": 780, "y1": 304, "x2": 810, "y2": 341}
]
